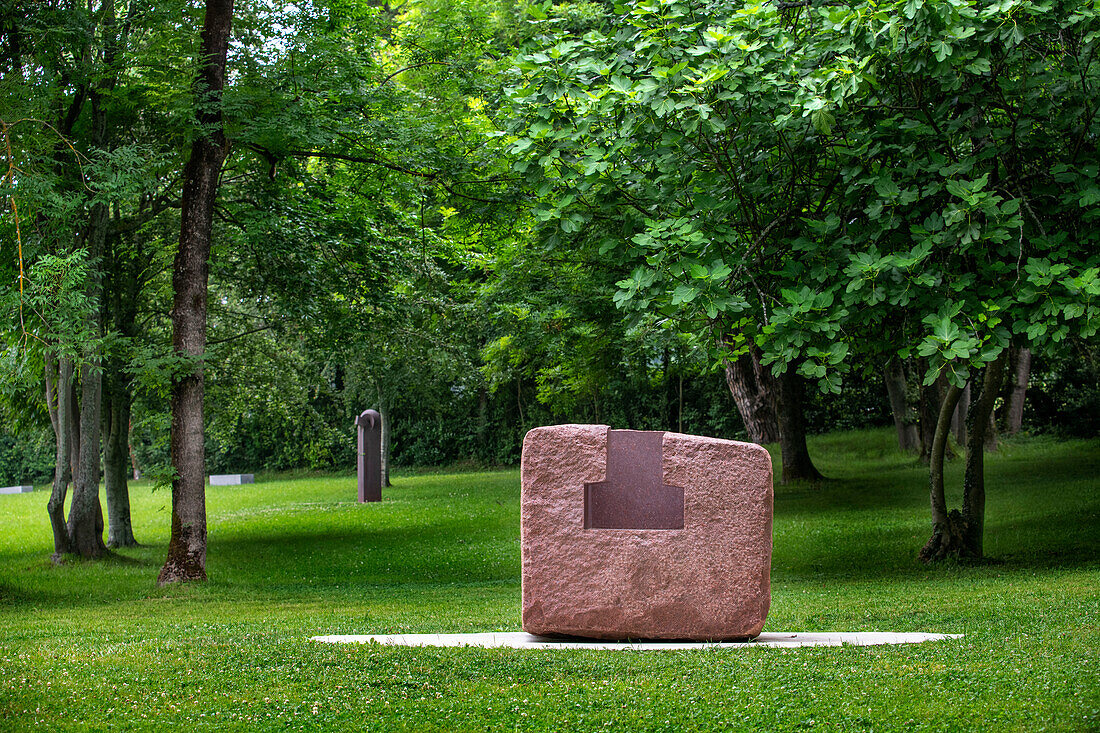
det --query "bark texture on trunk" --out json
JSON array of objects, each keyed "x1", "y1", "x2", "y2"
[
  {"x1": 159, "y1": 0, "x2": 233, "y2": 585},
  {"x1": 920, "y1": 354, "x2": 1007, "y2": 562},
  {"x1": 104, "y1": 364, "x2": 137, "y2": 547},
  {"x1": 952, "y1": 383, "x2": 970, "y2": 447},
  {"x1": 1002, "y1": 346, "x2": 1030, "y2": 435},
  {"x1": 884, "y1": 358, "x2": 919, "y2": 452},
  {"x1": 917, "y1": 371, "x2": 956, "y2": 464},
  {"x1": 67, "y1": 359, "x2": 106, "y2": 558},
  {"x1": 722, "y1": 347, "x2": 780, "y2": 445},
  {"x1": 46, "y1": 354, "x2": 74, "y2": 559},
  {"x1": 919, "y1": 382, "x2": 965, "y2": 563},
  {"x1": 379, "y1": 399, "x2": 392, "y2": 488},
  {"x1": 960, "y1": 355, "x2": 1007, "y2": 558},
  {"x1": 66, "y1": 192, "x2": 108, "y2": 559},
  {"x1": 775, "y1": 369, "x2": 823, "y2": 484}
]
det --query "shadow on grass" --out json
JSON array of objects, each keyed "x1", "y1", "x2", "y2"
[{"x1": 206, "y1": 515, "x2": 518, "y2": 594}]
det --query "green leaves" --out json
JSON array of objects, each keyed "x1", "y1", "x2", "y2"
[{"x1": 505, "y1": 0, "x2": 1100, "y2": 399}]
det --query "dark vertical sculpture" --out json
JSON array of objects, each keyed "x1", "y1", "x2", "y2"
[{"x1": 356, "y1": 409, "x2": 382, "y2": 503}]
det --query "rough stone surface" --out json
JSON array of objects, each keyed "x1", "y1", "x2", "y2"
[
  {"x1": 208, "y1": 474, "x2": 254, "y2": 485},
  {"x1": 312, "y1": 631, "x2": 962, "y2": 650},
  {"x1": 0, "y1": 485, "x2": 33, "y2": 494},
  {"x1": 521, "y1": 424, "x2": 773, "y2": 641}
]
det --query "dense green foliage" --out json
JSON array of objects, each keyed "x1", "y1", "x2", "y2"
[
  {"x1": 4, "y1": 0, "x2": 1099, "y2": 487},
  {"x1": 508, "y1": 0, "x2": 1100, "y2": 391},
  {"x1": 0, "y1": 429, "x2": 1097, "y2": 730}
]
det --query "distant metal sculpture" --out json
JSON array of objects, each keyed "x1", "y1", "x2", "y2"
[{"x1": 356, "y1": 409, "x2": 382, "y2": 503}]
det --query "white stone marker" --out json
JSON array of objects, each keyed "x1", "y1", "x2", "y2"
[
  {"x1": 209, "y1": 474, "x2": 255, "y2": 485},
  {"x1": 311, "y1": 631, "x2": 963, "y2": 650},
  {"x1": 0, "y1": 485, "x2": 33, "y2": 494}
]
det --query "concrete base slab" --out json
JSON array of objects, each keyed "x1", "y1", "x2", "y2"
[
  {"x1": 0, "y1": 485, "x2": 33, "y2": 494},
  {"x1": 311, "y1": 631, "x2": 961, "y2": 650},
  {"x1": 209, "y1": 474, "x2": 254, "y2": 485}
]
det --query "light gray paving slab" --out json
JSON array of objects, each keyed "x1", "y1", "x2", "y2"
[
  {"x1": 209, "y1": 474, "x2": 254, "y2": 485},
  {"x1": 311, "y1": 631, "x2": 961, "y2": 650},
  {"x1": 0, "y1": 485, "x2": 33, "y2": 494}
]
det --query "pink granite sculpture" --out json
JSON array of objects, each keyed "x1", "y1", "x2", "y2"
[{"x1": 521, "y1": 424, "x2": 773, "y2": 640}]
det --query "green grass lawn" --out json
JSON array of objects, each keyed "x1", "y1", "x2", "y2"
[{"x1": 1, "y1": 428, "x2": 1097, "y2": 731}]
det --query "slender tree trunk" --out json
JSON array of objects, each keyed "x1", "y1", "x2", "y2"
[
  {"x1": 952, "y1": 383, "x2": 970, "y2": 446},
  {"x1": 917, "y1": 368, "x2": 956, "y2": 464},
  {"x1": 130, "y1": 423, "x2": 142, "y2": 480},
  {"x1": 103, "y1": 364, "x2": 137, "y2": 547},
  {"x1": 476, "y1": 386, "x2": 488, "y2": 460},
  {"x1": 661, "y1": 347, "x2": 670, "y2": 428},
  {"x1": 722, "y1": 347, "x2": 780, "y2": 444},
  {"x1": 884, "y1": 358, "x2": 919, "y2": 452},
  {"x1": 961, "y1": 354, "x2": 1008, "y2": 558},
  {"x1": 379, "y1": 397, "x2": 392, "y2": 488},
  {"x1": 159, "y1": 0, "x2": 234, "y2": 585},
  {"x1": 919, "y1": 382, "x2": 965, "y2": 563},
  {"x1": 1002, "y1": 346, "x2": 1030, "y2": 435},
  {"x1": 46, "y1": 353, "x2": 73, "y2": 559},
  {"x1": 775, "y1": 369, "x2": 823, "y2": 483}
]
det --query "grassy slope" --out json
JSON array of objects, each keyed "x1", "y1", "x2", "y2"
[{"x1": 0, "y1": 428, "x2": 1097, "y2": 732}]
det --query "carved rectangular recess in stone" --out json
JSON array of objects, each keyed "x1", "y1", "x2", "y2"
[
  {"x1": 583, "y1": 430, "x2": 683, "y2": 529},
  {"x1": 521, "y1": 424, "x2": 774, "y2": 641}
]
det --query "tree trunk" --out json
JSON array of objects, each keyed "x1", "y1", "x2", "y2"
[
  {"x1": 952, "y1": 383, "x2": 970, "y2": 446},
  {"x1": 130, "y1": 425, "x2": 142, "y2": 480},
  {"x1": 722, "y1": 347, "x2": 780, "y2": 444},
  {"x1": 884, "y1": 358, "x2": 919, "y2": 452},
  {"x1": 476, "y1": 386, "x2": 488, "y2": 460},
  {"x1": 919, "y1": 381, "x2": 965, "y2": 563},
  {"x1": 774, "y1": 369, "x2": 824, "y2": 483},
  {"x1": 379, "y1": 398, "x2": 392, "y2": 488},
  {"x1": 917, "y1": 367, "x2": 956, "y2": 464},
  {"x1": 67, "y1": 358, "x2": 106, "y2": 559},
  {"x1": 961, "y1": 354, "x2": 1008, "y2": 558},
  {"x1": 67, "y1": 190, "x2": 108, "y2": 560},
  {"x1": 1002, "y1": 346, "x2": 1030, "y2": 435},
  {"x1": 68, "y1": 376, "x2": 81, "y2": 485},
  {"x1": 920, "y1": 353, "x2": 1008, "y2": 562},
  {"x1": 103, "y1": 362, "x2": 137, "y2": 547},
  {"x1": 159, "y1": 0, "x2": 234, "y2": 586},
  {"x1": 46, "y1": 353, "x2": 74, "y2": 559}
]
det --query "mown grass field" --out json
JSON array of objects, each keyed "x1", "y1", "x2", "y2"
[{"x1": 0, "y1": 428, "x2": 1097, "y2": 731}]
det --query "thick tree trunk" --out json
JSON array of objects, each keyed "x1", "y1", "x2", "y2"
[
  {"x1": 1002, "y1": 346, "x2": 1030, "y2": 435},
  {"x1": 919, "y1": 382, "x2": 965, "y2": 563},
  {"x1": 884, "y1": 358, "x2": 919, "y2": 452},
  {"x1": 68, "y1": 377, "x2": 81, "y2": 485},
  {"x1": 774, "y1": 369, "x2": 824, "y2": 483},
  {"x1": 961, "y1": 354, "x2": 1008, "y2": 558},
  {"x1": 67, "y1": 191, "x2": 108, "y2": 560},
  {"x1": 46, "y1": 354, "x2": 74, "y2": 559},
  {"x1": 103, "y1": 364, "x2": 137, "y2": 547},
  {"x1": 722, "y1": 347, "x2": 780, "y2": 444},
  {"x1": 67, "y1": 359, "x2": 106, "y2": 558},
  {"x1": 159, "y1": 0, "x2": 233, "y2": 585}
]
